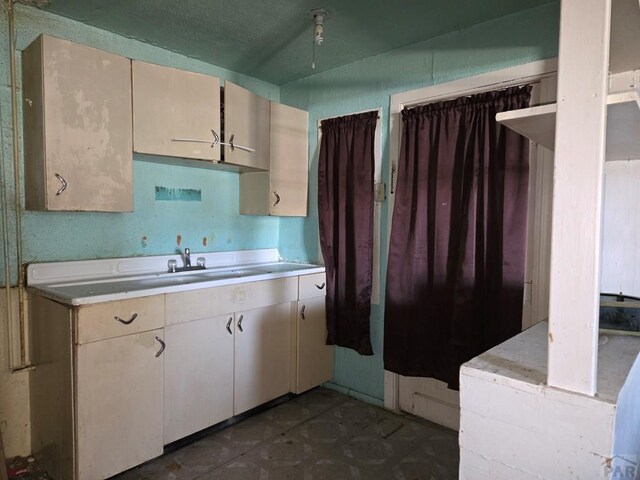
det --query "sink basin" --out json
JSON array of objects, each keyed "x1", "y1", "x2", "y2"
[{"x1": 249, "y1": 263, "x2": 318, "y2": 274}]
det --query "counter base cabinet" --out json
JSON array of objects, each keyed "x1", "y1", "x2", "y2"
[
  {"x1": 29, "y1": 271, "x2": 327, "y2": 479},
  {"x1": 30, "y1": 295, "x2": 165, "y2": 480},
  {"x1": 164, "y1": 315, "x2": 234, "y2": 444},
  {"x1": 295, "y1": 273, "x2": 332, "y2": 394},
  {"x1": 76, "y1": 330, "x2": 164, "y2": 479},
  {"x1": 296, "y1": 296, "x2": 333, "y2": 394},
  {"x1": 234, "y1": 303, "x2": 293, "y2": 415},
  {"x1": 22, "y1": 34, "x2": 133, "y2": 212}
]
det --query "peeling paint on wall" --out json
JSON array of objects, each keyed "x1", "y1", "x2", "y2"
[{"x1": 155, "y1": 186, "x2": 202, "y2": 202}]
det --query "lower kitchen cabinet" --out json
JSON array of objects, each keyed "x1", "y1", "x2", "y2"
[
  {"x1": 29, "y1": 294, "x2": 166, "y2": 480},
  {"x1": 233, "y1": 303, "x2": 293, "y2": 415},
  {"x1": 29, "y1": 270, "x2": 327, "y2": 479},
  {"x1": 76, "y1": 329, "x2": 165, "y2": 479},
  {"x1": 163, "y1": 314, "x2": 234, "y2": 444},
  {"x1": 295, "y1": 296, "x2": 333, "y2": 394}
]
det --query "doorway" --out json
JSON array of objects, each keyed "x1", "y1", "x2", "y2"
[{"x1": 384, "y1": 60, "x2": 558, "y2": 429}]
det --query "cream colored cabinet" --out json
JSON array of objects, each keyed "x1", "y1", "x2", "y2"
[
  {"x1": 163, "y1": 314, "x2": 234, "y2": 444},
  {"x1": 132, "y1": 60, "x2": 221, "y2": 162},
  {"x1": 233, "y1": 303, "x2": 293, "y2": 415},
  {"x1": 76, "y1": 329, "x2": 164, "y2": 479},
  {"x1": 22, "y1": 35, "x2": 133, "y2": 212},
  {"x1": 295, "y1": 273, "x2": 333, "y2": 393},
  {"x1": 29, "y1": 295, "x2": 165, "y2": 480},
  {"x1": 240, "y1": 102, "x2": 309, "y2": 216},
  {"x1": 29, "y1": 271, "x2": 322, "y2": 479},
  {"x1": 164, "y1": 277, "x2": 297, "y2": 419},
  {"x1": 224, "y1": 81, "x2": 270, "y2": 170}
]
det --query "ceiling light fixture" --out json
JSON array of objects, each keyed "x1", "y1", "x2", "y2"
[{"x1": 307, "y1": 8, "x2": 329, "y2": 70}]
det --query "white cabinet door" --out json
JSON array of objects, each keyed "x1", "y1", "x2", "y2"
[
  {"x1": 233, "y1": 303, "x2": 292, "y2": 415},
  {"x1": 22, "y1": 35, "x2": 133, "y2": 212},
  {"x1": 296, "y1": 296, "x2": 333, "y2": 394},
  {"x1": 269, "y1": 102, "x2": 309, "y2": 216},
  {"x1": 240, "y1": 102, "x2": 309, "y2": 216},
  {"x1": 224, "y1": 81, "x2": 270, "y2": 170},
  {"x1": 76, "y1": 329, "x2": 164, "y2": 479},
  {"x1": 164, "y1": 314, "x2": 234, "y2": 444},
  {"x1": 132, "y1": 60, "x2": 221, "y2": 161}
]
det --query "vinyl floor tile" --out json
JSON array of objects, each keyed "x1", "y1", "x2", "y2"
[{"x1": 112, "y1": 388, "x2": 458, "y2": 480}]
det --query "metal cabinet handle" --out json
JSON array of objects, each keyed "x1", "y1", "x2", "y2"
[
  {"x1": 237, "y1": 314, "x2": 244, "y2": 332},
  {"x1": 171, "y1": 130, "x2": 255, "y2": 153},
  {"x1": 226, "y1": 316, "x2": 233, "y2": 335},
  {"x1": 314, "y1": 282, "x2": 325, "y2": 290},
  {"x1": 300, "y1": 305, "x2": 306, "y2": 320},
  {"x1": 155, "y1": 336, "x2": 165, "y2": 357},
  {"x1": 114, "y1": 313, "x2": 137, "y2": 325},
  {"x1": 227, "y1": 133, "x2": 255, "y2": 153},
  {"x1": 54, "y1": 173, "x2": 68, "y2": 196},
  {"x1": 273, "y1": 191, "x2": 281, "y2": 207}
]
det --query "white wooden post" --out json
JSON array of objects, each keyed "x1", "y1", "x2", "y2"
[{"x1": 547, "y1": 0, "x2": 611, "y2": 395}]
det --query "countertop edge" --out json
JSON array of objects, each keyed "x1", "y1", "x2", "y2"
[{"x1": 28, "y1": 266, "x2": 326, "y2": 306}]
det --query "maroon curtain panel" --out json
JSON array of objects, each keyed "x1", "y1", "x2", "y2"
[
  {"x1": 318, "y1": 111, "x2": 377, "y2": 356},
  {"x1": 384, "y1": 86, "x2": 532, "y2": 388}
]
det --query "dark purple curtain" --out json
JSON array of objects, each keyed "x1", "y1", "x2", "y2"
[
  {"x1": 318, "y1": 111, "x2": 377, "y2": 356},
  {"x1": 384, "y1": 86, "x2": 532, "y2": 388}
]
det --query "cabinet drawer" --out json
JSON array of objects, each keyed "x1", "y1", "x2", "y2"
[
  {"x1": 166, "y1": 277, "x2": 298, "y2": 325},
  {"x1": 299, "y1": 273, "x2": 327, "y2": 299},
  {"x1": 76, "y1": 296, "x2": 165, "y2": 344}
]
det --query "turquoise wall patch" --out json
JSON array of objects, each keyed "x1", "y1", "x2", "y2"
[{"x1": 155, "y1": 187, "x2": 202, "y2": 202}]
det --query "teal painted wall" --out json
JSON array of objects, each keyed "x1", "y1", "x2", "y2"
[
  {"x1": 278, "y1": 2, "x2": 560, "y2": 402},
  {"x1": 0, "y1": 1, "x2": 561, "y2": 404},
  {"x1": 0, "y1": 5, "x2": 280, "y2": 285}
]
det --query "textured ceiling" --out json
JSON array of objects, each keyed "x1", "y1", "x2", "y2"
[{"x1": 42, "y1": 0, "x2": 556, "y2": 85}]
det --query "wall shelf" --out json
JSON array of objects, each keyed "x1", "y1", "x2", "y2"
[{"x1": 496, "y1": 90, "x2": 640, "y2": 161}]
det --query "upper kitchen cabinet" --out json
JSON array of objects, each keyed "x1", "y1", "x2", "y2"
[
  {"x1": 223, "y1": 81, "x2": 270, "y2": 170},
  {"x1": 22, "y1": 35, "x2": 133, "y2": 212},
  {"x1": 240, "y1": 102, "x2": 309, "y2": 216},
  {"x1": 132, "y1": 61, "x2": 221, "y2": 162}
]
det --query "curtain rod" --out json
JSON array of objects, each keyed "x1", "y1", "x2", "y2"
[{"x1": 319, "y1": 112, "x2": 381, "y2": 128}]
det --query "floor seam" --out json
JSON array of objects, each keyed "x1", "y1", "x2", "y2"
[{"x1": 192, "y1": 395, "x2": 351, "y2": 479}]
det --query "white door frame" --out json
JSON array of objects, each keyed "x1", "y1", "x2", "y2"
[{"x1": 384, "y1": 58, "x2": 558, "y2": 412}]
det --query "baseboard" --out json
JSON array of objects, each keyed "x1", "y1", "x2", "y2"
[{"x1": 322, "y1": 382, "x2": 384, "y2": 407}]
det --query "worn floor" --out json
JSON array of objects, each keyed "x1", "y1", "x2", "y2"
[{"x1": 113, "y1": 388, "x2": 459, "y2": 480}]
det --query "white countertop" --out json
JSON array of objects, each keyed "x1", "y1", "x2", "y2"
[
  {"x1": 26, "y1": 249, "x2": 325, "y2": 306},
  {"x1": 462, "y1": 321, "x2": 640, "y2": 404}
]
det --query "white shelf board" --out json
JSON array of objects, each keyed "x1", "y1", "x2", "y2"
[{"x1": 496, "y1": 91, "x2": 640, "y2": 161}]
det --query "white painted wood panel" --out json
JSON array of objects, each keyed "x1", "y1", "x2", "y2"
[
  {"x1": 233, "y1": 303, "x2": 292, "y2": 415},
  {"x1": 601, "y1": 160, "x2": 640, "y2": 297},
  {"x1": 398, "y1": 376, "x2": 460, "y2": 431},
  {"x1": 164, "y1": 315, "x2": 234, "y2": 444},
  {"x1": 496, "y1": 91, "x2": 640, "y2": 161},
  {"x1": 132, "y1": 61, "x2": 221, "y2": 162},
  {"x1": 76, "y1": 295, "x2": 165, "y2": 344},
  {"x1": 76, "y1": 329, "x2": 164, "y2": 479},
  {"x1": 547, "y1": 0, "x2": 611, "y2": 396},
  {"x1": 295, "y1": 297, "x2": 333, "y2": 394}
]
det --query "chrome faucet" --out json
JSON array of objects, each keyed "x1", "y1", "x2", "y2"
[{"x1": 168, "y1": 247, "x2": 205, "y2": 272}]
